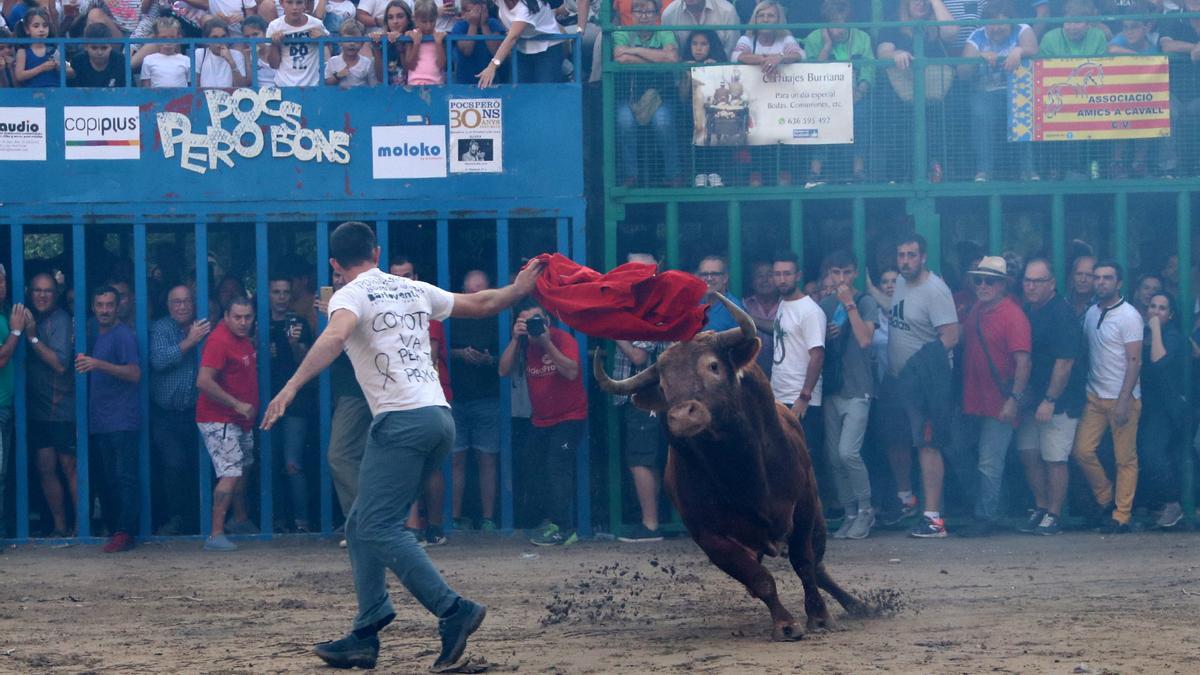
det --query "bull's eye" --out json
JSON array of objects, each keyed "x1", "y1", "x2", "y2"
[{"x1": 709, "y1": 361, "x2": 720, "y2": 374}]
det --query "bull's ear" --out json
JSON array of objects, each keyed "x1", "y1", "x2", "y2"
[
  {"x1": 729, "y1": 336, "x2": 761, "y2": 373},
  {"x1": 631, "y1": 386, "x2": 669, "y2": 414}
]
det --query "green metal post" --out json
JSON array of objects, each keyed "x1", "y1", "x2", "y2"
[
  {"x1": 1113, "y1": 192, "x2": 1128, "y2": 295},
  {"x1": 853, "y1": 197, "x2": 867, "y2": 291},
  {"x1": 912, "y1": 25, "x2": 927, "y2": 186},
  {"x1": 1052, "y1": 194, "x2": 1067, "y2": 289},
  {"x1": 910, "y1": 198, "x2": 941, "y2": 273},
  {"x1": 666, "y1": 201, "x2": 680, "y2": 269},
  {"x1": 604, "y1": 206, "x2": 621, "y2": 537},
  {"x1": 789, "y1": 199, "x2": 804, "y2": 262},
  {"x1": 988, "y1": 195, "x2": 1003, "y2": 255},
  {"x1": 728, "y1": 200, "x2": 743, "y2": 296},
  {"x1": 1177, "y1": 191, "x2": 1193, "y2": 523}
]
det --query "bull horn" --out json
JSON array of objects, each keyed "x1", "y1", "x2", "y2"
[
  {"x1": 711, "y1": 292, "x2": 758, "y2": 349},
  {"x1": 592, "y1": 348, "x2": 659, "y2": 395}
]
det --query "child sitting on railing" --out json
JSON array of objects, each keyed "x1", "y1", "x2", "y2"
[
  {"x1": 14, "y1": 8, "x2": 73, "y2": 87},
  {"x1": 371, "y1": 0, "x2": 412, "y2": 85},
  {"x1": 405, "y1": 0, "x2": 447, "y2": 85},
  {"x1": 325, "y1": 19, "x2": 377, "y2": 87},
  {"x1": 267, "y1": 0, "x2": 330, "y2": 87},
  {"x1": 138, "y1": 17, "x2": 189, "y2": 88},
  {"x1": 241, "y1": 14, "x2": 277, "y2": 85},
  {"x1": 195, "y1": 17, "x2": 250, "y2": 87},
  {"x1": 450, "y1": 0, "x2": 505, "y2": 84},
  {"x1": 68, "y1": 22, "x2": 126, "y2": 87}
]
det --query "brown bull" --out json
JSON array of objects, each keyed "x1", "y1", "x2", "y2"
[{"x1": 595, "y1": 294, "x2": 864, "y2": 640}]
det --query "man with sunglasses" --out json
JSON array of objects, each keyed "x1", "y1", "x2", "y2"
[
  {"x1": 957, "y1": 257, "x2": 1030, "y2": 537},
  {"x1": 1072, "y1": 261, "x2": 1144, "y2": 534},
  {"x1": 696, "y1": 255, "x2": 746, "y2": 332}
]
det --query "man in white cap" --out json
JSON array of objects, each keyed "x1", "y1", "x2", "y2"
[{"x1": 956, "y1": 256, "x2": 1030, "y2": 537}]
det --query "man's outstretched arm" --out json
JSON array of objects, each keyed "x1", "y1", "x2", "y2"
[{"x1": 451, "y1": 259, "x2": 543, "y2": 318}]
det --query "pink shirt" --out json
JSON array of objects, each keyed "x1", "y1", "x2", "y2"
[{"x1": 408, "y1": 41, "x2": 445, "y2": 85}]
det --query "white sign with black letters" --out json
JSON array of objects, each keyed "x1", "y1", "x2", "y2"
[
  {"x1": 448, "y1": 99, "x2": 502, "y2": 174},
  {"x1": 0, "y1": 107, "x2": 47, "y2": 161},
  {"x1": 64, "y1": 106, "x2": 141, "y2": 160}
]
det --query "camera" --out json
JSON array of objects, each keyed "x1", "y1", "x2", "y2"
[
  {"x1": 286, "y1": 312, "x2": 303, "y2": 332},
  {"x1": 525, "y1": 315, "x2": 545, "y2": 337}
]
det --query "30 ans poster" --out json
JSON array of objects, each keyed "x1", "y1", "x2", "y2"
[
  {"x1": 448, "y1": 98, "x2": 502, "y2": 173},
  {"x1": 689, "y1": 63, "x2": 854, "y2": 146}
]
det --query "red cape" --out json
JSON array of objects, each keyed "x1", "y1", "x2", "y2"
[{"x1": 529, "y1": 253, "x2": 709, "y2": 341}]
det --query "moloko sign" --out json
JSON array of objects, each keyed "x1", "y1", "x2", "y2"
[{"x1": 157, "y1": 87, "x2": 351, "y2": 174}]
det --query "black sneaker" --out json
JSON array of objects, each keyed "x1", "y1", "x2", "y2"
[
  {"x1": 909, "y1": 515, "x2": 947, "y2": 538},
  {"x1": 1034, "y1": 513, "x2": 1062, "y2": 536},
  {"x1": 425, "y1": 526, "x2": 448, "y2": 547},
  {"x1": 879, "y1": 495, "x2": 919, "y2": 527},
  {"x1": 431, "y1": 599, "x2": 487, "y2": 672},
  {"x1": 1098, "y1": 518, "x2": 1143, "y2": 535},
  {"x1": 313, "y1": 633, "x2": 380, "y2": 669},
  {"x1": 1018, "y1": 508, "x2": 1047, "y2": 534},
  {"x1": 618, "y1": 524, "x2": 664, "y2": 543}
]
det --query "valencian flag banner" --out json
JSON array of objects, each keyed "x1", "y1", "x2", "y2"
[{"x1": 1009, "y1": 57, "x2": 1170, "y2": 141}]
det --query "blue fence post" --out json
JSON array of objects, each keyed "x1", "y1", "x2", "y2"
[
  {"x1": 567, "y1": 210, "x2": 591, "y2": 538},
  {"x1": 133, "y1": 219, "x2": 152, "y2": 538},
  {"x1": 436, "y1": 217, "x2": 453, "y2": 528},
  {"x1": 195, "y1": 219, "x2": 212, "y2": 536},
  {"x1": 316, "y1": 220, "x2": 333, "y2": 535},
  {"x1": 10, "y1": 222, "x2": 28, "y2": 541},
  {"x1": 72, "y1": 221, "x2": 90, "y2": 539},
  {"x1": 495, "y1": 216, "x2": 512, "y2": 533},
  {"x1": 255, "y1": 221, "x2": 272, "y2": 538}
]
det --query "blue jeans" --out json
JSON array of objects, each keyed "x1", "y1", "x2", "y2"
[
  {"x1": 1136, "y1": 406, "x2": 1185, "y2": 506},
  {"x1": 347, "y1": 406, "x2": 460, "y2": 630},
  {"x1": 94, "y1": 430, "x2": 140, "y2": 535},
  {"x1": 279, "y1": 415, "x2": 310, "y2": 526},
  {"x1": 962, "y1": 415, "x2": 1015, "y2": 522},
  {"x1": 151, "y1": 406, "x2": 197, "y2": 531},
  {"x1": 516, "y1": 43, "x2": 565, "y2": 83},
  {"x1": 617, "y1": 98, "x2": 680, "y2": 181},
  {"x1": 971, "y1": 88, "x2": 1032, "y2": 177}
]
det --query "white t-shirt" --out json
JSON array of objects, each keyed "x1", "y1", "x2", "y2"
[
  {"x1": 140, "y1": 53, "x2": 191, "y2": 88},
  {"x1": 328, "y1": 268, "x2": 455, "y2": 416},
  {"x1": 255, "y1": 56, "x2": 278, "y2": 86},
  {"x1": 326, "y1": 0, "x2": 357, "y2": 17},
  {"x1": 731, "y1": 33, "x2": 804, "y2": 62},
  {"x1": 356, "y1": 0, "x2": 389, "y2": 23},
  {"x1": 267, "y1": 14, "x2": 329, "y2": 87},
  {"x1": 208, "y1": 0, "x2": 256, "y2": 18},
  {"x1": 326, "y1": 53, "x2": 378, "y2": 88},
  {"x1": 1083, "y1": 300, "x2": 1143, "y2": 400},
  {"x1": 770, "y1": 294, "x2": 827, "y2": 407},
  {"x1": 496, "y1": 0, "x2": 565, "y2": 54},
  {"x1": 194, "y1": 48, "x2": 247, "y2": 88}
]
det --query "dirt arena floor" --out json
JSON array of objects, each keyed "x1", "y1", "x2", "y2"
[{"x1": 2, "y1": 529, "x2": 1199, "y2": 674}]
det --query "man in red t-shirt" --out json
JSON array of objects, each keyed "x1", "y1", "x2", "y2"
[
  {"x1": 498, "y1": 301, "x2": 587, "y2": 546},
  {"x1": 958, "y1": 257, "x2": 1031, "y2": 537},
  {"x1": 195, "y1": 297, "x2": 260, "y2": 551}
]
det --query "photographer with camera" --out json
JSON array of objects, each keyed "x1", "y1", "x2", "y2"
[
  {"x1": 268, "y1": 272, "x2": 316, "y2": 533},
  {"x1": 498, "y1": 299, "x2": 587, "y2": 546}
]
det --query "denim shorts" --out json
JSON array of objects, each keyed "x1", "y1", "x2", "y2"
[{"x1": 451, "y1": 397, "x2": 500, "y2": 454}]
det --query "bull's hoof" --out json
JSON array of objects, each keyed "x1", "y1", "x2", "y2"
[
  {"x1": 771, "y1": 623, "x2": 804, "y2": 641},
  {"x1": 805, "y1": 615, "x2": 834, "y2": 633}
]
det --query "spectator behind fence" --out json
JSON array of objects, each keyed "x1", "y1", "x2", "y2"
[
  {"x1": 315, "y1": 0, "x2": 358, "y2": 35},
  {"x1": 268, "y1": 274, "x2": 315, "y2": 533},
  {"x1": 1070, "y1": 254, "x2": 1096, "y2": 318},
  {"x1": 1132, "y1": 273, "x2": 1164, "y2": 319},
  {"x1": 614, "y1": 0, "x2": 681, "y2": 188},
  {"x1": 955, "y1": 257, "x2": 1031, "y2": 538},
  {"x1": 961, "y1": 0, "x2": 1038, "y2": 182},
  {"x1": 371, "y1": 0, "x2": 413, "y2": 85},
  {"x1": 326, "y1": 19, "x2": 378, "y2": 87},
  {"x1": 477, "y1": 0, "x2": 566, "y2": 86},
  {"x1": 818, "y1": 250, "x2": 879, "y2": 540},
  {"x1": 769, "y1": 251, "x2": 826, "y2": 456},
  {"x1": 200, "y1": 0, "x2": 259, "y2": 36},
  {"x1": 0, "y1": 28, "x2": 14, "y2": 88},
  {"x1": 1072, "y1": 261, "x2": 1143, "y2": 534},
  {"x1": 1160, "y1": 0, "x2": 1200, "y2": 176},
  {"x1": 195, "y1": 18, "x2": 251, "y2": 88},
  {"x1": 0, "y1": 265, "x2": 24, "y2": 541},
  {"x1": 744, "y1": 259, "x2": 779, "y2": 376},
  {"x1": 137, "y1": 17, "x2": 190, "y2": 88},
  {"x1": 267, "y1": 0, "x2": 331, "y2": 87},
  {"x1": 196, "y1": 296, "x2": 261, "y2": 551},
  {"x1": 1015, "y1": 259, "x2": 1084, "y2": 537},
  {"x1": 1137, "y1": 292, "x2": 1189, "y2": 529},
  {"x1": 14, "y1": 8, "x2": 72, "y2": 87},
  {"x1": 76, "y1": 0, "x2": 158, "y2": 40},
  {"x1": 79, "y1": 286, "x2": 142, "y2": 553},
  {"x1": 661, "y1": 0, "x2": 739, "y2": 58},
  {"x1": 498, "y1": 301, "x2": 587, "y2": 546},
  {"x1": 242, "y1": 15, "x2": 279, "y2": 85},
  {"x1": 68, "y1": 22, "x2": 126, "y2": 87},
  {"x1": 680, "y1": 29, "x2": 729, "y2": 187},
  {"x1": 885, "y1": 234, "x2": 960, "y2": 538},
  {"x1": 451, "y1": 0, "x2": 505, "y2": 84},
  {"x1": 802, "y1": 0, "x2": 873, "y2": 183},
  {"x1": 405, "y1": 0, "x2": 448, "y2": 85},
  {"x1": 448, "y1": 270, "x2": 502, "y2": 532},
  {"x1": 26, "y1": 272, "x2": 76, "y2": 538},
  {"x1": 731, "y1": 1, "x2": 804, "y2": 69},
  {"x1": 1039, "y1": 0, "x2": 1107, "y2": 179},
  {"x1": 696, "y1": 255, "x2": 746, "y2": 331},
  {"x1": 612, "y1": 252, "x2": 668, "y2": 543},
  {"x1": 149, "y1": 285, "x2": 209, "y2": 536},
  {"x1": 869, "y1": 266, "x2": 898, "y2": 382}
]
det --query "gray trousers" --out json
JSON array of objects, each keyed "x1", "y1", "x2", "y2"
[
  {"x1": 823, "y1": 395, "x2": 872, "y2": 512},
  {"x1": 328, "y1": 396, "x2": 371, "y2": 516},
  {"x1": 347, "y1": 406, "x2": 460, "y2": 631}
]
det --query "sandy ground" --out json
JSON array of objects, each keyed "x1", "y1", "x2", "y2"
[{"x1": 1, "y1": 530, "x2": 1199, "y2": 674}]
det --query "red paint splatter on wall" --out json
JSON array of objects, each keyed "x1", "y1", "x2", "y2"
[{"x1": 343, "y1": 113, "x2": 357, "y2": 136}]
